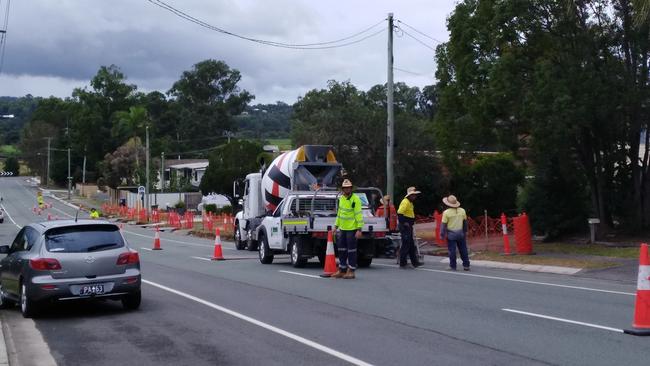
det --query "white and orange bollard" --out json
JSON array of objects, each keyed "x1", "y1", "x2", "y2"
[
  {"x1": 320, "y1": 230, "x2": 338, "y2": 277},
  {"x1": 625, "y1": 243, "x2": 650, "y2": 336},
  {"x1": 500, "y1": 213, "x2": 513, "y2": 255},
  {"x1": 211, "y1": 228, "x2": 225, "y2": 261},
  {"x1": 152, "y1": 226, "x2": 162, "y2": 250}
]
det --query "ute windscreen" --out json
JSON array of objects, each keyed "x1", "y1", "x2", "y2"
[{"x1": 45, "y1": 225, "x2": 125, "y2": 253}]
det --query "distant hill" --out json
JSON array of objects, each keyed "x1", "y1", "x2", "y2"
[
  {"x1": 234, "y1": 102, "x2": 292, "y2": 139},
  {"x1": 0, "y1": 95, "x2": 40, "y2": 146}
]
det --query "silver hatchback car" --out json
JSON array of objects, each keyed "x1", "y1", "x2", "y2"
[{"x1": 0, "y1": 220, "x2": 141, "y2": 317}]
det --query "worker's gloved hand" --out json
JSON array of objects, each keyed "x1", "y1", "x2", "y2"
[{"x1": 355, "y1": 230, "x2": 362, "y2": 239}]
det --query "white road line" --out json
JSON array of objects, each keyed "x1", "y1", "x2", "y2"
[
  {"x1": 502, "y1": 308, "x2": 624, "y2": 333},
  {"x1": 279, "y1": 270, "x2": 323, "y2": 279},
  {"x1": 0, "y1": 203, "x2": 22, "y2": 229},
  {"x1": 373, "y1": 263, "x2": 635, "y2": 296},
  {"x1": 142, "y1": 279, "x2": 373, "y2": 366},
  {"x1": 190, "y1": 256, "x2": 212, "y2": 261},
  {"x1": 49, "y1": 206, "x2": 74, "y2": 218},
  {"x1": 140, "y1": 247, "x2": 153, "y2": 251},
  {"x1": 124, "y1": 230, "x2": 233, "y2": 250}
]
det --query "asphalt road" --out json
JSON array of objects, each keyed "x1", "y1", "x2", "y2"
[{"x1": 0, "y1": 177, "x2": 648, "y2": 366}]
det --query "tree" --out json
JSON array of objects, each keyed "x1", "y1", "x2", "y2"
[
  {"x1": 168, "y1": 60, "x2": 254, "y2": 151},
  {"x1": 3, "y1": 157, "x2": 19, "y2": 176},
  {"x1": 199, "y1": 140, "x2": 264, "y2": 207},
  {"x1": 435, "y1": 0, "x2": 650, "y2": 233},
  {"x1": 292, "y1": 80, "x2": 444, "y2": 214},
  {"x1": 99, "y1": 138, "x2": 145, "y2": 188}
]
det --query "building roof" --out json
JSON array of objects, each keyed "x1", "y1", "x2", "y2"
[{"x1": 168, "y1": 161, "x2": 209, "y2": 170}]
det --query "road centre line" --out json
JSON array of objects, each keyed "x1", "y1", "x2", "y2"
[
  {"x1": 502, "y1": 308, "x2": 624, "y2": 333},
  {"x1": 279, "y1": 270, "x2": 323, "y2": 279},
  {"x1": 373, "y1": 263, "x2": 635, "y2": 296},
  {"x1": 142, "y1": 279, "x2": 373, "y2": 366},
  {"x1": 191, "y1": 256, "x2": 212, "y2": 261},
  {"x1": 0, "y1": 203, "x2": 22, "y2": 229},
  {"x1": 140, "y1": 248, "x2": 153, "y2": 251}
]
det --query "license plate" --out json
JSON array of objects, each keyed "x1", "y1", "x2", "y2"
[{"x1": 79, "y1": 284, "x2": 104, "y2": 296}]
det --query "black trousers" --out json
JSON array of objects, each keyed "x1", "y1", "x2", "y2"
[
  {"x1": 336, "y1": 230, "x2": 357, "y2": 270},
  {"x1": 399, "y1": 223, "x2": 419, "y2": 266}
]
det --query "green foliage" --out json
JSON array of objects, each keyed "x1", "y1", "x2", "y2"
[
  {"x1": 203, "y1": 204, "x2": 217, "y2": 214},
  {"x1": 199, "y1": 140, "x2": 264, "y2": 206},
  {"x1": 235, "y1": 102, "x2": 293, "y2": 139},
  {"x1": 437, "y1": 0, "x2": 650, "y2": 233},
  {"x1": 169, "y1": 59, "x2": 253, "y2": 151},
  {"x1": 0, "y1": 96, "x2": 40, "y2": 145},
  {"x1": 174, "y1": 201, "x2": 186, "y2": 209},
  {"x1": 451, "y1": 153, "x2": 524, "y2": 217},
  {"x1": 3, "y1": 157, "x2": 19, "y2": 175}
]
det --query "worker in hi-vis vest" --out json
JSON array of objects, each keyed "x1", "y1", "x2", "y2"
[{"x1": 332, "y1": 179, "x2": 364, "y2": 279}]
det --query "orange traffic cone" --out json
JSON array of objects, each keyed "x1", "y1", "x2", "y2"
[
  {"x1": 152, "y1": 226, "x2": 162, "y2": 250},
  {"x1": 625, "y1": 243, "x2": 650, "y2": 336},
  {"x1": 320, "y1": 230, "x2": 338, "y2": 277},
  {"x1": 211, "y1": 228, "x2": 225, "y2": 261}
]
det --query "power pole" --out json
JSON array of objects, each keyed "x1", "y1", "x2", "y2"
[
  {"x1": 145, "y1": 126, "x2": 150, "y2": 214},
  {"x1": 82, "y1": 146, "x2": 87, "y2": 184},
  {"x1": 67, "y1": 148, "x2": 71, "y2": 200},
  {"x1": 46, "y1": 137, "x2": 51, "y2": 187},
  {"x1": 386, "y1": 13, "x2": 395, "y2": 200},
  {"x1": 161, "y1": 151, "x2": 165, "y2": 193}
]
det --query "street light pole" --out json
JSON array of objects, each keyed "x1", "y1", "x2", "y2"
[
  {"x1": 145, "y1": 126, "x2": 150, "y2": 214},
  {"x1": 46, "y1": 137, "x2": 51, "y2": 187},
  {"x1": 67, "y1": 148, "x2": 71, "y2": 200},
  {"x1": 386, "y1": 13, "x2": 395, "y2": 200},
  {"x1": 161, "y1": 151, "x2": 165, "y2": 193}
]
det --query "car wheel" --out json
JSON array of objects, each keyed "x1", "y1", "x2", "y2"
[
  {"x1": 122, "y1": 290, "x2": 141, "y2": 310},
  {"x1": 20, "y1": 282, "x2": 38, "y2": 318},
  {"x1": 358, "y1": 257, "x2": 373, "y2": 268},
  {"x1": 234, "y1": 223, "x2": 246, "y2": 250},
  {"x1": 0, "y1": 282, "x2": 12, "y2": 309},
  {"x1": 258, "y1": 233, "x2": 273, "y2": 264},
  {"x1": 290, "y1": 237, "x2": 307, "y2": 268}
]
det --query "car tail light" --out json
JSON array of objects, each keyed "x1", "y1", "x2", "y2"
[
  {"x1": 117, "y1": 251, "x2": 139, "y2": 265},
  {"x1": 311, "y1": 232, "x2": 327, "y2": 239},
  {"x1": 29, "y1": 258, "x2": 62, "y2": 270},
  {"x1": 374, "y1": 232, "x2": 386, "y2": 238}
]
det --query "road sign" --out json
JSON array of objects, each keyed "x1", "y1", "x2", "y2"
[
  {"x1": 138, "y1": 185, "x2": 145, "y2": 194},
  {"x1": 0, "y1": 171, "x2": 14, "y2": 177}
]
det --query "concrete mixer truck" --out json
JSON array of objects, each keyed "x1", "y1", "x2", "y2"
[{"x1": 233, "y1": 145, "x2": 389, "y2": 268}]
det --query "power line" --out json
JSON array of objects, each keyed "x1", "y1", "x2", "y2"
[
  {"x1": 396, "y1": 20, "x2": 443, "y2": 44},
  {"x1": 0, "y1": 0, "x2": 9, "y2": 75},
  {"x1": 394, "y1": 67, "x2": 433, "y2": 78},
  {"x1": 396, "y1": 26, "x2": 436, "y2": 52},
  {"x1": 146, "y1": 0, "x2": 386, "y2": 50}
]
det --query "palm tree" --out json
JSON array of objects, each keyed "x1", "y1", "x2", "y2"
[{"x1": 114, "y1": 106, "x2": 149, "y2": 181}]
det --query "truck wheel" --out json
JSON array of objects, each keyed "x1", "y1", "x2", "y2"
[
  {"x1": 317, "y1": 253, "x2": 326, "y2": 266},
  {"x1": 246, "y1": 231, "x2": 258, "y2": 251},
  {"x1": 357, "y1": 257, "x2": 373, "y2": 268},
  {"x1": 234, "y1": 223, "x2": 246, "y2": 250},
  {"x1": 258, "y1": 233, "x2": 274, "y2": 264},
  {"x1": 289, "y1": 236, "x2": 308, "y2": 268}
]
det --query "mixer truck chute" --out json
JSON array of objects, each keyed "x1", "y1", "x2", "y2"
[
  {"x1": 233, "y1": 145, "x2": 388, "y2": 268},
  {"x1": 262, "y1": 145, "x2": 341, "y2": 211}
]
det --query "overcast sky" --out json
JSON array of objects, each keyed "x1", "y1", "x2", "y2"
[{"x1": 0, "y1": 0, "x2": 457, "y2": 104}]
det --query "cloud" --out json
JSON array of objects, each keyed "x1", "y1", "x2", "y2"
[{"x1": 0, "y1": 0, "x2": 455, "y2": 104}]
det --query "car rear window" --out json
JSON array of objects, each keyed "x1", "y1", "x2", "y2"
[{"x1": 45, "y1": 225, "x2": 125, "y2": 253}]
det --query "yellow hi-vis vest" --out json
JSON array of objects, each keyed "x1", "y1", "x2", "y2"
[
  {"x1": 90, "y1": 211, "x2": 99, "y2": 219},
  {"x1": 335, "y1": 194, "x2": 364, "y2": 231}
]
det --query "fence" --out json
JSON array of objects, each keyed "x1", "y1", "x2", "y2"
[{"x1": 414, "y1": 211, "x2": 533, "y2": 253}]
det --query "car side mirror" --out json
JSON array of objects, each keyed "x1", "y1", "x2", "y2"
[{"x1": 0, "y1": 245, "x2": 9, "y2": 254}]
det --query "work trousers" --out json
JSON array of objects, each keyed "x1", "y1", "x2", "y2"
[
  {"x1": 447, "y1": 236, "x2": 470, "y2": 269},
  {"x1": 399, "y1": 223, "x2": 419, "y2": 266},
  {"x1": 336, "y1": 230, "x2": 357, "y2": 270}
]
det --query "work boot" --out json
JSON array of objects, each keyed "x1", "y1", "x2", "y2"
[
  {"x1": 343, "y1": 269, "x2": 355, "y2": 279},
  {"x1": 331, "y1": 269, "x2": 346, "y2": 278}
]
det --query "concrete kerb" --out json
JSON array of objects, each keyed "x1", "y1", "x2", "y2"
[
  {"x1": 428, "y1": 255, "x2": 583, "y2": 275},
  {"x1": 0, "y1": 315, "x2": 8, "y2": 366}
]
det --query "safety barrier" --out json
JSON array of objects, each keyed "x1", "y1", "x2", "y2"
[{"x1": 415, "y1": 211, "x2": 532, "y2": 253}]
